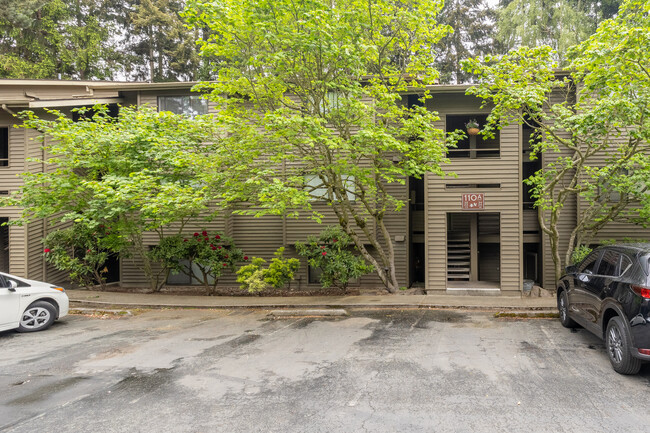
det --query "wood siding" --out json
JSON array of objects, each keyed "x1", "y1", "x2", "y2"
[{"x1": 425, "y1": 94, "x2": 522, "y2": 294}]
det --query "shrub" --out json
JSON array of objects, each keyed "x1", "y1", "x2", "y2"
[
  {"x1": 570, "y1": 245, "x2": 592, "y2": 265},
  {"x1": 236, "y1": 247, "x2": 300, "y2": 293},
  {"x1": 295, "y1": 226, "x2": 373, "y2": 289},
  {"x1": 42, "y1": 223, "x2": 124, "y2": 290},
  {"x1": 151, "y1": 230, "x2": 244, "y2": 295}
]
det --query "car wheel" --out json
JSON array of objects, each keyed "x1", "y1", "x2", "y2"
[
  {"x1": 17, "y1": 301, "x2": 57, "y2": 333},
  {"x1": 605, "y1": 316, "x2": 641, "y2": 375},
  {"x1": 558, "y1": 290, "x2": 577, "y2": 328}
]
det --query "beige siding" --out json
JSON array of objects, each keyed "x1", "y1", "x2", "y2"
[{"x1": 425, "y1": 94, "x2": 522, "y2": 294}]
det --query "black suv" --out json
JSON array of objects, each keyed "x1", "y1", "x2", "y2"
[{"x1": 557, "y1": 244, "x2": 650, "y2": 374}]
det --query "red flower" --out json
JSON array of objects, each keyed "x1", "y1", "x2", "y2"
[
  {"x1": 217, "y1": 246, "x2": 222, "y2": 250},
  {"x1": 320, "y1": 246, "x2": 325, "y2": 249},
  {"x1": 215, "y1": 235, "x2": 221, "y2": 240},
  {"x1": 204, "y1": 237, "x2": 209, "y2": 241},
  {"x1": 332, "y1": 239, "x2": 337, "y2": 243},
  {"x1": 225, "y1": 255, "x2": 229, "y2": 259},
  {"x1": 211, "y1": 245, "x2": 216, "y2": 250},
  {"x1": 243, "y1": 256, "x2": 248, "y2": 260},
  {"x1": 183, "y1": 239, "x2": 188, "y2": 242},
  {"x1": 193, "y1": 232, "x2": 199, "y2": 237},
  {"x1": 202, "y1": 230, "x2": 208, "y2": 236},
  {"x1": 222, "y1": 263, "x2": 227, "y2": 267},
  {"x1": 43, "y1": 248, "x2": 51, "y2": 253},
  {"x1": 322, "y1": 251, "x2": 327, "y2": 256},
  {"x1": 87, "y1": 249, "x2": 91, "y2": 253}
]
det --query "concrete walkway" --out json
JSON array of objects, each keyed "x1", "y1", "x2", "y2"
[{"x1": 67, "y1": 289, "x2": 557, "y2": 311}]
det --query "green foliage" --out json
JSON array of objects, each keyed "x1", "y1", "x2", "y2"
[
  {"x1": 236, "y1": 247, "x2": 300, "y2": 293},
  {"x1": 0, "y1": 0, "x2": 121, "y2": 79},
  {"x1": 435, "y1": 0, "x2": 496, "y2": 84},
  {"x1": 151, "y1": 230, "x2": 243, "y2": 295},
  {"x1": 495, "y1": 0, "x2": 621, "y2": 65},
  {"x1": 463, "y1": 0, "x2": 650, "y2": 281},
  {"x1": 295, "y1": 227, "x2": 373, "y2": 289},
  {"x1": 4, "y1": 105, "x2": 223, "y2": 291},
  {"x1": 185, "y1": 0, "x2": 453, "y2": 292},
  {"x1": 42, "y1": 223, "x2": 125, "y2": 290},
  {"x1": 570, "y1": 245, "x2": 592, "y2": 265}
]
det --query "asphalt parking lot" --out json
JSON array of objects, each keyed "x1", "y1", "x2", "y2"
[{"x1": 1, "y1": 308, "x2": 649, "y2": 433}]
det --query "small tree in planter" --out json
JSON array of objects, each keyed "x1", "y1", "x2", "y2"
[
  {"x1": 42, "y1": 223, "x2": 125, "y2": 290},
  {"x1": 152, "y1": 230, "x2": 243, "y2": 295},
  {"x1": 295, "y1": 226, "x2": 374, "y2": 289},
  {"x1": 236, "y1": 247, "x2": 300, "y2": 293}
]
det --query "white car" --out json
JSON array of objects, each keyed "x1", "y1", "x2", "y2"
[{"x1": 0, "y1": 272, "x2": 69, "y2": 333}]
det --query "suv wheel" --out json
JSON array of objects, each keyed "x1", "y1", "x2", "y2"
[
  {"x1": 605, "y1": 316, "x2": 641, "y2": 375},
  {"x1": 558, "y1": 290, "x2": 577, "y2": 328}
]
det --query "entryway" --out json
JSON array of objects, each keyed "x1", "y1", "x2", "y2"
[{"x1": 446, "y1": 213, "x2": 500, "y2": 291}]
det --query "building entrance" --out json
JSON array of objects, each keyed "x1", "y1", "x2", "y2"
[{"x1": 447, "y1": 213, "x2": 500, "y2": 287}]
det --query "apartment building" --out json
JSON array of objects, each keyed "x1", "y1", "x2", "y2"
[{"x1": 1, "y1": 79, "x2": 647, "y2": 296}]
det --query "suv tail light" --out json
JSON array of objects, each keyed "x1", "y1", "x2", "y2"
[{"x1": 631, "y1": 285, "x2": 650, "y2": 299}]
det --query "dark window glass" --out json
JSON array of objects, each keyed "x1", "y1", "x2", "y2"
[
  {"x1": 596, "y1": 250, "x2": 619, "y2": 276},
  {"x1": 579, "y1": 251, "x2": 600, "y2": 274},
  {"x1": 158, "y1": 96, "x2": 208, "y2": 118},
  {"x1": 0, "y1": 128, "x2": 8, "y2": 167},
  {"x1": 620, "y1": 255, "x2": 633, "y2": 276},
  {"x1": 308, "y1": 265, "x2": 322, "y2": 284}
]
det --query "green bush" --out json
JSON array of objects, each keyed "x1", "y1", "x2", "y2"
[
  {"x1": 151, "y1": 230, "x2": 244, "y2": 295},
  {"x1": 570, "y1": 245, "x2": 592, "y2": 265},
  {"x1": 236, "y1": 247, "x2": 300, "y2": 293},
  {"x1": 295, "y1": 226, "x2": 373, "y2": 289},
  {"x1": 42, "y1": 223, "x2": 124, "y2": 290}
]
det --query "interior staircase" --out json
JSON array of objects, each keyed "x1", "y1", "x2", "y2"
[{"x1": 447, "y1": 232, "x2": 470, "y2": 281}]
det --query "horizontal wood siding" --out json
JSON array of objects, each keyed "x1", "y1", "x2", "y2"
[{"x1": 426, "y1": 105, "x2": 522, "y2": 294}]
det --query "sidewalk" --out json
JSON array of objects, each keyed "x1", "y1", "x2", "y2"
[{"x1": 67, "y1": 289, "x2": 557, "y2": 311}]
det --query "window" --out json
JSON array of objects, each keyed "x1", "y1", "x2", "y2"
[
  {"x1": 158, "y1": 95, "x2": 208, "y2": 117},
  {"x1": 596, "y1": 250, "x2": 619, "y2": 276},
  {"x1": 446, "y1": 115, "x2": 499, "y2": 159},
  {"x1": 0, "y1": 128, "x2": 8, "y2": 167},
  {"x1": 166, "y1": 260, "x2": 216, "y2": 285},
  {"x1": 304, "y1": 174, "x2": 355, "y2": 201},
  {"x1": 318, "y1": 91, "x2": 340, "y2": 115},
  {"x1": 579, "y1": 251, "x2": 600, "y2": 274}
]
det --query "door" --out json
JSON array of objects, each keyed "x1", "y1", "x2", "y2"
[
  {"x1": 0, "y1": 275, "x2": 20, "y2": 330},
  {"x1": 583, "y1": 250, "x2": 621, "y2": 326},
  {"x1": 570, "y1": 250, "x2": 601, "y2": 326}
]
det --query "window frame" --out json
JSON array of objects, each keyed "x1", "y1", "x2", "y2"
[{"x1": 157, "y1": 95, "x2": 209, "y2": 118}]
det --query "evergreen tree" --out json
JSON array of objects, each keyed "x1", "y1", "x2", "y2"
[{"x1": 435, "y1": 0, "x2": 495, "y2": 84}]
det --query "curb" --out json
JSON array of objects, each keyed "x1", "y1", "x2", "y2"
[{"x1": 69, "y1": 299, "x2": 557, "y2": 312}]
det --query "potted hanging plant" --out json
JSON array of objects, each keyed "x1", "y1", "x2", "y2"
[{"x1": 465, "y1": 119, "x2": 480, "y2": 136}]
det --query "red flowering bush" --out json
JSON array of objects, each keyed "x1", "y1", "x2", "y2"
[
  {"x1": 151, "y1": 230, "x2": 244, "y2": 295},
  {"x1": 295, "y1": 226, "x2": 373, "y2": 289}
]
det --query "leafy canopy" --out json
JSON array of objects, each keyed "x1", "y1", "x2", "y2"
[{"x1": 185, "y1": 0, "x2": 453, "y2": 292}]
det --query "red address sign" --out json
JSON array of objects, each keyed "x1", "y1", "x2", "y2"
[{"x1": 461, "y1": 193, "x2": 484, "y2": 210}]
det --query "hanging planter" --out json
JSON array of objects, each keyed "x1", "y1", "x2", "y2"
[{"x1": 465, "y1": 119, "x2": 480, "y2": 136}]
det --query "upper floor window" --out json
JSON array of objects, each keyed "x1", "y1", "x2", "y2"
[
  {"x1": 0, "y1": 128, "x2": 8, "y2": 167},
  {"x1": 158, "y1": 95, "x2": 208, "y2": 117},
  {"x1": 446, "y1": 115, "x2": 499, "y2": 159}
]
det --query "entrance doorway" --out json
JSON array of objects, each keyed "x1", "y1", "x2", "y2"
[{"x1": 447, "y1": 213, "x2": 500, "y2": 287}]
